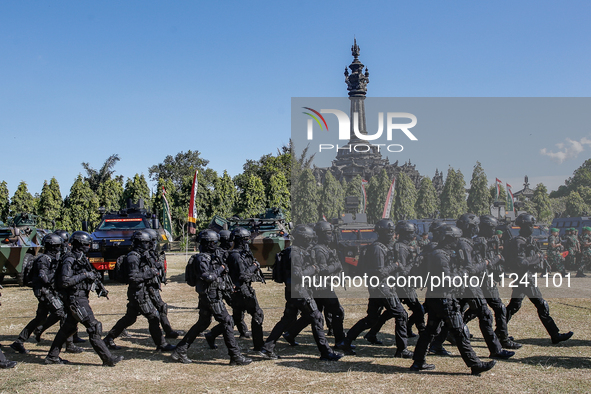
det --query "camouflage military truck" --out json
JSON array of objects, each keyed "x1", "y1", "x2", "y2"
[
  {"x1": 0, "y1": 213, "x2": 50, "y2": 285},
  {"x1": 85, "y1": 199, "x2": 170, "y2": 280},
  {"x1": 209, "y1": 207, "x2": 291, "y2": 268}
]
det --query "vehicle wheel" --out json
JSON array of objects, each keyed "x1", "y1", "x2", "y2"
[
  {"x1": 17, "y1": 253, "x2": 35, "y2": 286},
  {"x1": 108, "y1": 269, "x2": 116, "y2": 282},
  {"x1": 0, "y1": 274, "x2": 4, "y2": 285}
]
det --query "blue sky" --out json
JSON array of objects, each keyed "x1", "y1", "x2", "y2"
[{"x1": 1, "y1": 1, "x2": 591, "y2": 197}]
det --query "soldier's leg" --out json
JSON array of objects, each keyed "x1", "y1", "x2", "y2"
[
  {"x1": 413, "y1": 303, "x2": 443, "y2": 365},
  {"x1": 298, "y1": 298, "x2": 332, "y2": 357},
  {"x1": 47, "y1": 312, "x2": 78, "y2": 360},
  {"x1": 77, "y1": 301, "x2": 114, "y2": 364},
  {"x1": 405, "y1": 294, "x2": 426, "y2": 332},
  {"x1": 15, "y1": 302, "x2": 50, "y2": 345},
  {"x1": 149, "y1": 288, "x2": 174, "y2": 335},
  {"x1": 506, "y1": 288, "x2": 526, "y2": 322},
  {"x1": 526, "y1": 286, "x2": 560, "y2": 338},
  {"x1": 321, "y1": 297, "x2": 345, "y2": 344},
  {"x1": 345, "y1": 298, "x2": 382, "y2": 342},
  {"x1": 444, "y1": 302, "x2": 480, "y2": 368},
  {"x1": 106, "y1": 302, "x2": 140, "y2": 340},
  {"x1": 386, "y1": 298, "x2": 409, "y2": 352},
  {"x1": 365, "y1": 308, "x2": 393, "y2": 339},
  {"x1": 231, "y1": 292, "x2": 249, "y2": 337},
  {"x1": 242, "y1": 291, "x2": 264, "y2": 350},
  {"x1": 138, "y1": 298, "x2": 167, "y2": 347},
  {"x1": 467, "y1": 297, "x2": 502, "y2": 355},
  {"x1": 177, "y1": 296, "x2": 213, "y2": 350},
  {"x1": 262, "y1": 300, "x2": 299, "y2": 353},
  {"x1": 210, "y1": 299, "x2": 242, "y2": 359}
]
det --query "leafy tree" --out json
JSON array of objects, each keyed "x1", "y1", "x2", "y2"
[
  {"x1": 531, "y1": 183, "x2": 552, "y2": 223},
  {"x1": 267, "y1": 172, "x2": 291, "y2": 221},
  {"x1": 122, "y1": 174, "x2": 151, "y2": 209},
  {"x1": 9, "y1": 181, "x2": 35, "y2": 217},
  {"x1": 97, "y1": 178, "x2": 124, "y2": 212},
  {"x1": 290, "y1": 140, "x2": 316, "y2": 194},
  {"x1": 82, "y1": 154, "x2": 122, "y2": 192},
  {"x1": 148, "y1": 150, "x2": 209, "y2": 189},
  {"x1": 0, "y1": 181, "x2": 9, "y2": 223},
  {"x1": 367, "y1": 170, "x2": 392, "y2": 223},
  {"x1": 344, "y1": 175, "x2": 363, "y2": 213},
  {"x1": 393, "y1": 172, "x2": 417, "y2": 221},
  {"x1": 466, "y1": 162, "x2": 489, "y2": 215},
  {"x1": 565, "y1": 191, "x2": 588, "y2": 217},
  {"x1": 490, "y1": 183, "x2": 506, "y2": 203},
  {"x1": 415, "y1": 176, "x2": 438, "y2": 218},
  {"x1": 550, "y1": 158, "x2": 591, "y2": 198},
  {"x1": 237, "y1": 174, "x2": 266, "y2": 219},
  {"x1": 293, "y1": 169, "x2": 318, "y2": 225},
  {"x1": 37, "y1": 178, "x2": 63, "y2": 229},
  {"x1": 549, "y1": 197, "x2": 566, "y2": 218},
  {"x1": 439, "y1": 168, "x2": 467, "y2": 219},
  {"x1": 235, "y1": 144, "x2": 291, "y2": 197},
  {"x1": 212, "y1": 170, "x2": 237, "y2": 219},
  {"x1": 576, "y1": 186, "x2": 591, "y2": 207},
  {"x1": 62, "y1": 175, "x2": 100, "y2": 232},
  {"x1": 318, "y1": 171, "x2": 343, "y2": 221}
]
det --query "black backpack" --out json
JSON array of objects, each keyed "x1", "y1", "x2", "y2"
[
  {"x1": 272, "y1": 247, "x2": 291, "y2": 284},
  {"x1": 185, "y1": 255, "x2": 199, "y2": 287},
  {"x1": 22, "y1": 254, "x2": 44, "y2": 288},
  {"x1": 113, "y1": 251, "x2": 139, "y2": 284}
]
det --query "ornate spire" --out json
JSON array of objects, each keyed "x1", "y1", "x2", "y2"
[{"x1": 345, "y1": 38, "x2": 369, "y2": 97}]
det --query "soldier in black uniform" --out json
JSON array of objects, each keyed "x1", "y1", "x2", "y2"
[
  {"x1": 45, "y1": 231, "x2": 123, "y2": 366},
  {"x1": 464, "y1": 215, "x2": 522, "y2": 349},
  {"x1": 144, "y1": 228, "x2": 183, "y2": 339},
  {"x1": 0, "y1": 285, "x2": 17, "y2": 369},
  {"x1": 283, "y1": 221, "x2": 346, "y2": 347},
  {"x1": 103, "y1": 231, "x2": 175, "y2": 351},
  {"x1": 10, "y1": 234, "x2": 83, "y2": 354},
  {"x1": 339, "y1": 219, "x2": 412, "y2": 359},
  {"x1": 217, "y1": 229, "x2": 249, "y2": 338},
  {"x1": 171, "y1": 230, "x2": 251, "y2": 365},
  {"x1": 33, "y1": 230, "x2": 85, "y2": 345},
  {"x1": 410, "y1": 225, "x2": 496, "y2": 375},
  {"x1": 206, "y1": 227, "x2": 265, "y2": 351},
  {"x1": 260, "y1": 225, "x2": 342, "y2": 361},
  {"x1": 505, "y1": 213, "x2": 573, "y2": 344},
  {"x1": 362, "y1": 221, "x2": 425, "y2": 343},
  {"x1": 455, "y1": 214, "x2": 514, "y2": 360}
]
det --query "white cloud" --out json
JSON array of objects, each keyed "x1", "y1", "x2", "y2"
[{"x1": 540, "y1": 137, "x2": 591, "y2": 163}]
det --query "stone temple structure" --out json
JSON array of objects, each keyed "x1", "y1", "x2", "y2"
[{"x1": 313, "y1": 39, "x2": 443, "y2": 193}]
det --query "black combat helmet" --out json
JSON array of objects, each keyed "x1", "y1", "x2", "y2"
[
  {"x1": 479, "y1": 215, "x2": 498, "y2": 237},
  {"x1": 457, "y1": 213, "x2": 480, "y2": 238},
  {"x1": 515, "y1": 213, "x2": 536, "y2": 237},
  {"x1": 314, "y1": 221, "x2": 334, "y2": 244},
  {"x1": 428, "y1": 220, "x2": 446, "y2": 243},
  {"x1": 42, "y1": 233, "x2": 63, "y2": 252},
  {"x1": 231, "y1": 227, "x2": 251, "y2": 246},
  {"x1": 144, "y1": 228, "x2": 159, "y2": 250},
  {"x1": 54, "y1": 230, "x2": 70, "y2": 243},
  {"x1": 395, "y1": 220, "x2": 416, "y2": 241},
  {"x1": 374, "y1": 219, "x2": 395, "y2": 242},
  {"x1": 70, "y1": 231, "x2": 92, "y2": 252},
  {"x1": 198, "y1": 229, "x2": 219, "y2": 253},
  {"x1": 132, "y1": 230, "x2": 152, "y2": 251},
  {"x1": 292, "y1": 225, "x2": 315, "y2": 247},
  {"x1": 434, "y1": 225, "x2": 462, "y2": 246},
  {"x1": 219, "y1": 230, "x2": 232, "y2": 242}
]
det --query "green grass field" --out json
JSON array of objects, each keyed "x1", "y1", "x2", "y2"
[{"x1": 1, "y1": 254, "x2": 590, "y2": 394}]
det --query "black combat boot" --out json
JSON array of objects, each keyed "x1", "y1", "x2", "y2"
[
  {"x1": 44, "y1": 356, "x2": 70, "y2": 365},
  {"x1": 394, "y1": 349, "x2": 414, "y2": 359},
  {"x1": 103, "y1": 355, "x2": 124, "y2": 367},
  {"x1": 165, "y1": 330, "x2": 184, "y2": 339},
  {"x1": 204, "y1": 332, "x2": 218, "y2": 349},
  {"x1": 335, "y1": 340, "x2": 356, "y2": 355},
  {"x1": 259, "y1": 349, "x2": 280, "y2": 360},
  {"x1": 551, "y1": 331, "x2": 573, "y2": 344},
  {"x1": 410, "y1": 362, "x2": 435, "y2": 371},
  {"x1": 363, "y1": 333, "x2": 383, "y2": 345},
  {"x1": 319, "y1": 352, "x2": 342, "y2": 361},
  {"x1": 171, "y1": 344, "x2": 192, "y2": 364},
  {"x1": 471, "y1": 360, "x2": 496, "y2": 375},
  {"x1": 239, "y1": 330, "x2": 252, "y2": 339},
  {"x1": 282, "y1": 332, "x2": 299, "y2": 346},
  {"x1": 103, "y1": 335, "x2": 122, "y2": 350},
  {"x1": 490, "y1": 349, "x2": 515, "y2": 359},
  {"x1": 65, "y1": 344, "x2": 84, "y2": 353},
  {"x1": 229, "y1": 355, "x2": 252, "y2": 365},
  {"x1": 157, "y1": 343, "x2": 176, "y2": 352},
  {"x1": 0, "y1": 360, "x2": 17, "y2": 369},
  {"x1": 9, "y1": 341, "x2": 29, "y2": 354},
  {"x1": 500, "y1": 339, "x2": 522, "y2": 349}
]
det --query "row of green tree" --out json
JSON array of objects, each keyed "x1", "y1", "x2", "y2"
[{"x1": 291, "y1": 159, "x2": 591, "y2": 225}]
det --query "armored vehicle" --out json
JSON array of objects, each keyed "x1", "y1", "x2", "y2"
[
  {"x1": 85, "y1": 199, "x2": 170, "y2": 280},
  {"x1": 333, "y1": 213, "x2": 377, "y2": 274},
  {"x1": 0, "y1": 213, "x2": 49, "y2": 285},
  {"x1": 550, "y1": 216, "x2": 591, "y2": 238},
  {"x1": 209, "y1": 207, "x2": 291, "y2": 268}
]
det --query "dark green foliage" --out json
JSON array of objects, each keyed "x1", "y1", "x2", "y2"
[
  {"x1": 565, "y1": 191, "x2": 588, "y2": 217},
  {"x1": 37, "y1": 178, "x2": 63, "y2": 229},
  {"x1": 82, "y1": 154, "x2": 122, "y2": 192},
  {"x1": 62, "y1": 175, "x2": 100, "y2": 232},
  {"x1": 466, "y1": 162, "x2": 490, "y2": 216},
  {"x1": 415, "y1": 177, "x2": 438, "y2": 218},
  {"x1": 292, "y1": 169, "x2": 318, "y2": 225},
  {"x1": 439, "y1": 168, "x2": 467, "y2": 219},
  {"x1": 393, "y1": 172, "x2": 417, "y2": 221},
  {"x1": 267, "y1": 172, "x2": 291, "y2": 221},
  {"x1": 213, "y1": 170, "x2": 237, "y2": 219},
  {"x1": 367, "y1": 170, "x2": 392, "y2": 224},
  {"x1": 318, "y1": 171, "x2": 344, "y2": 221},
  {"x1": 550, "y1": 158, "x2": 591, "y2": 198},
  {"x1": 122, "y1": 174, "x2": 151, "y2": 209},
  {"x1": 344, "y1": 175, "x2": 363, "y2": 213},
  {"x1": 9, "y1": 181, "x2": 35, "y2": 217},
  {"x1": 0, "y1": 181, "x2": 9, "y2": 223},
  {"x1": 148, "y1": 150, "x2": 209, "y2": 189},
  {"x1": 531, "y1": 183, "x2": 552, "y2": 223},
  {"x1": 97, "y1": 178, "x2": 124, "y2": 212},
  {"x1": 237, "y1": 174, "x2": 266, "y2": 219}
]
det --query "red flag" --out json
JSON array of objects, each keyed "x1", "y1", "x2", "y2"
[
  {"x1": 495, "y1": 178, "x2": 502, "y2": 201},
  {"x1": 188, "y1": 170, "x2": 198, "y2": 234},
  {"x1": 382, "y1": 177, "x2": 396, "y2": 219}
]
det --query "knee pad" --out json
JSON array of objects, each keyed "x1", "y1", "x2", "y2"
[
  {"x1": 253, "y1": 309, "x2": 264, "y2": 326},
  {"x1": 224, "y1": 314, "x2": 234, "y2": 327},
  {"x1": 87, "y1": 320, "x2": 102, "y2": 337},
  {"x1": 160, "y1": 303, "x2": 168, "y2": 315}
]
